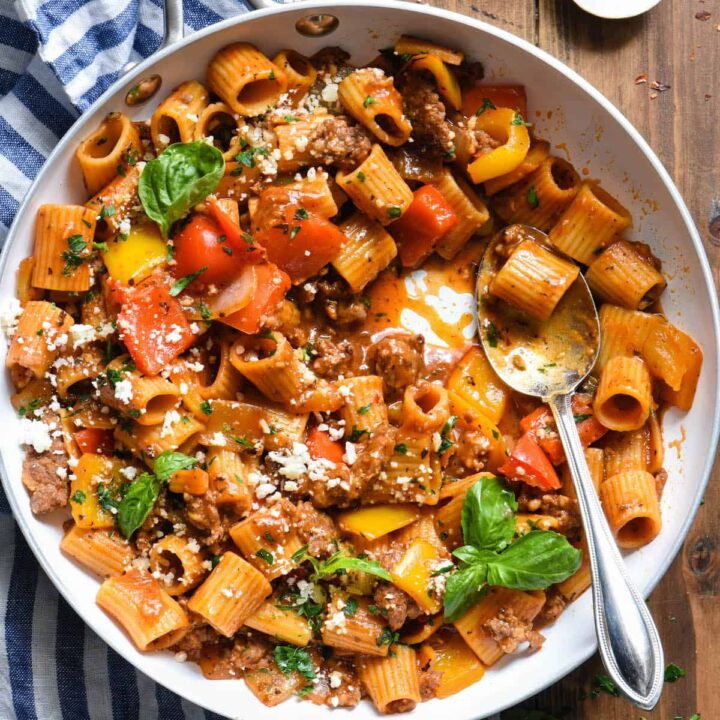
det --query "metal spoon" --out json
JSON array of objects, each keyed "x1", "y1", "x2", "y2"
[{"x1": 476, "y1": 224, "x2": 664, "y2": 710}]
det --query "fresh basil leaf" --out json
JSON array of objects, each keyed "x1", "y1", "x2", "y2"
[
  {"x1": 484, "y1": 531, "x2": 582, "y2": 590},
  {"x1": 443, "y1": 564, "x2": 488, "y2": 622},
  {"x1": 312, "y1": 551, "x2": 391, "y2": 582},
  {"x1": 153, "y1": 450, "x2": 196, "y2": 483},
  {"x1": 461, "y1": 475, "x2": 518, "y2": 552},
  {"x1": 117, "y1": 472, "x2": 162, "y2": 539},
  {"x1": 138, "y1": 142, "x2": 225, "y2": 238},
  {"x1": 452, "y1": 545, "x2": 485, "y2": 566}
]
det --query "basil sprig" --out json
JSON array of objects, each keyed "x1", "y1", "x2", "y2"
[
  {"x1": 117, "y1": 450, "x2": 196, "y2": 538},
  {"x1": 443, "y1": 476, "x2": 582, "y2": 622},
  {"x1": 138, "y1": 142, "x2": 225, "y2": 238},
  {"x1": 293, "y1": 547, "x2": 391, "y2": 582}
]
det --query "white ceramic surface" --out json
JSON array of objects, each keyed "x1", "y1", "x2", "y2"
[
  {"x1": 572, "y1": 0, "x2": 662, "y2": 20},
  {"x1": 0, "y1": 3, "x2": 717, "y2": 719}
]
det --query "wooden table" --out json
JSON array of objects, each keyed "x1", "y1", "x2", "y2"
[{"x1": 423, "y1": 1, "x2": 720, "y2": 717}]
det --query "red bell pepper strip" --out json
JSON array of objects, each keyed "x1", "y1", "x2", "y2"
[
  {"x1": 306, "y1": 427, "x2": 346, "y2": 465},
  {"x1": 73, "y1": 429, "x2": 114, "y2": 456},
  {"x1": 498, "y1": 431, "x2": 561, "y2": 491},
  {"x1": 390, "y1": 185, "x2": 459, "y2": 268}
]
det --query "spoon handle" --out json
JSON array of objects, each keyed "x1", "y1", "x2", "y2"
[{"x1": 548, "y1": 392, "x2": 664, "y2": 710}]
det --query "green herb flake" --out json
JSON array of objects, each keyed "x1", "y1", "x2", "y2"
[
  {"x1": 169, "y1": 266, "x2": 207, "y2": 296},
  {"x1": 357, "y1": 404, "x2": 371, "y2": 416},
  {"x1": 273, "y1": 645, "x2": 316, "y2": 680},
  {"x1": 343, "y1": 597, "x2": 359, "y2": 617},
  {"x1": 573, "y1": 413, "x2": 592, "y2": 423},
  {"x1": 348, "y1": 425, "x2": 369, "y2": 443},
  {"x1": 475, "y1": 97, "x2": 497, "y2": 115},
  {"x1": 394, "y1": 443, "x2": 408, "y2": 455},
  {"x1": 357, "y1": 171, "x2": 366, "y2": 182},
  {"x1": 294, "y1": 207, "x2": 309, "y2": 220},
  {"x1": 664, "y1": 663, "x2": 686, "y2": 682},
  {"x1": 200, "y1": 400, "x2": 213, "y2": 416},
  {"x1": 376, "y1": 627, "x2": 399, "y2": 647},
  {"x1": 256, "y1": 548, "x2": 274, "y2": 565},
  {"x1": 386, "y1": 205, "x2": 402, "y2": 219},
  {"x1": 363, "y1": 95, "x2": 376, "y2": 108},
  {"x1": 289, "y1": 225, "x2": 301, "y2": 241},
  {"x1": 527, "y1": 185, "x2": 539, "y2": 209},
  {"x1": 61, "y1": 234, "x2": 88, "y2": 276},
  {"x1": 486, "y1": 321, "x2": 499, "y2": 348},
  {"x1": 70, "y1": 490, "x2": 86, "y2": 504}
]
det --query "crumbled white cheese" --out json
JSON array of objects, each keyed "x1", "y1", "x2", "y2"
[
  {"x1": 118, "y1": 217, "x2": 131, "y2": 237},
  {"x1": 321, "y1": 82, "x2": 339, "y2": 103},
  {"x1": 329, "y1": 671, "x2": 343, "y2": 689},
  {"x1": 255, "y1": 482, "x2": 277, "y2": 500},
  {"x1": 120, "y1": 466, "x2": 138, "y2": 481},
  {"x1": 0, "y1": 298, "x2": 22, "y2": 338},
  {"x1": 267, "y1": 442, "x2": 335, "y2": 481},
  {"x1": 113, "y1": 379, "x2": 133, "y2": 405},
  {"x1": 160, "y1": 409, "x2": 181, "y2": 438},
  {"x1": 343, "y1": 442, "x2": 357, "y2": 466},
  {"x1": 207, "y1": 432, "x2": 227, "y2": 447},
  {"x1": 18, "y1": 418, "x2": 54, "y2": 453}
]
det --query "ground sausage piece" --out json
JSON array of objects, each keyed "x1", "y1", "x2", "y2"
[
  {"x1": 307, "y1": 117, "x2": 372, "y2": 172},
  {"x1": 482, "y1": 607, "x2": 545, "y2": 654},
  {"x1": 373, "y1": 583, "x2": 409, "y2": 630},
  {"x1": 295, "y1": 501, "x2": 339, "y2": 557},
  {"x1": 370, "y1": 333, "x2": 424, "y2": 397},
  {"x1": 304, "y1": 657, "x2": 361, "y2": 708},
  {"x1": 199, "y1": 632, "x2": 272, "y2": 679},
  {"x1": 170, "y1": 623, "x2": 217, "y2": 663},
  {"x1": 185, "y1": 490, "x2": 225, "y2": 545},
  {"x1": 444, "y1": 424, "x2": 491, "y2": 476},
  {"x1": 534, "y1": 587, "x2": 567, "y2": 628},
  {"x1": 311, "y1": 277, "x2": 369, "y2": 326},
  {"x1": 418, "y1": 668, "x2": 443, "y2": 701},
  {"x1": 311, "y1": 337, "x2": 355, "y2": 379},
  {"x1": 21, "y1": 419, "x2": 69, "y2": 514},
  {"x1": 350, "y1": 423, "x2": 398, "y2": 489},
  {"x1": 400, "y1": 73, "x2": 454, "y2": 154},
  {"x1": 517, "y1": 492, "x2": 581, "y2": 535}
]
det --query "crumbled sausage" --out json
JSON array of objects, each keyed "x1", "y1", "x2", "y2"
[
  {"x1": 311, "y1": 337, "x2": 355, "y2": 379},
  {"x1": 517, "y1": 492, "x2": 581, "y2": 535},
  {"x1": 534, "y1": 587, "x2": 567, "y2": 628},
  {"x1": 22, "y1": 421, "x2": 69, "y2": 514},
  {"x1": 198, "y1": 632, "x2": 272, "y2": 679},
  {"x1": 185, "y1": 490, "x2": 226, "y2": 545},
  {"x1": 307, "y1": 117, "x2": 372, "y2": 172},
  {"x1": 482, "y1": 606, "x2": 545, "y2": 654},
  {"x1": 303, "y1": 656, "x2": 361, "y2": 708},
  {"x1": 170, "y1": 623, "x2": 217, "y2": 663},
  {"x1": 295, "y1": 501, "x2": 339, "y2": 557},
  {"x1": 418, "y1": 667, "x2": 442, "y2": 701},
  {"x1": 400, "y1": 73, "x2": 455, "y2": 154},
  {"x1": 370, "y1": 333, "x2": 424, "y2": 397},
  {"x1": 350, "y1": 423, "x2": 398, "y2": 489},
  {"x1": 373, "y1": 583, "x2": 422, "y2": 630},
  {"x1": 443, "y1": 423, "x2": 490, "y2": 476},
  {"x1": 311, "y1": 47, "x2": 352, "y2": 75},
  {"x1": 301, "y1": 276, "x2": 369, "y2": 326}
]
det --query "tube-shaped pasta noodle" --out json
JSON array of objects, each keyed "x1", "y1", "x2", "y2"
[
  {"x1": 489, "y1": 240, "x2": 580, "y2": 322},
  {"x1": 556, "y1": 536, "x2": 589, "y2": 602},
  {"x1": 594, "y1": 355, "x2": 652, "y2": 431},
  {"x1": 32, "y1": 204, "x2": 96, "y2": 291},
  {"x1": 85, "y1": 165, "x2": 141, "y2": 239},
  {"x1": 332, "y1": 211, "x2": 398, "y2": 291},
  {"x1": 61, "y1": 525, "x2": 134, "y2": 578},
  {"x1": 149, "y1": 535, "x2": 207, "y2": 595},
  {"x1": 493, "y1": 157, "x2": 581, "y2": 232},
  {"x1": 603, "y1": 428, "x2": 648, "y2": 478},
  {"x1": 646, "y1": 411, "x2": 664, "y2": 473},
  {"x1": 586, "y1": 240, "x2": 666, "y2": 310},
  {"x1": 336, "y1": 144, "x2": 413, "y2": 225},
  {"x1": 16, "y1": 258, "x2": 42, "y2": 304},
  {"x1": 337, "y1": 375, "x2": 387, "y2": 437},
  {"x1": 338, "y1": 68, "x2": 412, "y2": 146},
  {"x1": 395, "y1": 35, "x2": 464, "y2": 64},
  {"x1": 229, "y1": 499, "x2": 304, "y2": 580},
  {"x1": 207, "y1": 42, "x2": 287, "y2": 117},
  {"x1": 261, "y1": 404, "x2": 308, "y2": 451},
  {"x1": 230, "y1": 333, "x2": 316, "y2": 406},
  {"x1": 76, "y1": 113, "x2": 142, "y2": 195},
  {"x1": 99, "y1": 355, "x2": 180, "y2": 425},
  {"x1": 56, "y1": 347, "x2": 103, "y2": 400},
  {"x1": 357, "y1": 644, "x2": 421, "y2": 714},
  {"x1": 114, "y1": 411, "x2": 205, "y2": 460},
  {"x1": 272, "y1": 50, "x2": 317, "y2": 101},
  {"x1": 599, "y1": 470, "x2": 661, "y2": 548},
  {"x1": 594, "y1": 304, "x2": 656, "y2": 372},
  {"x1": 561, "y1": 447, "x2": 604, "y2": 500},
  {"x1": 368, "y1": 430, "x2": 442, "y2": 504},
  {"x1": 187, "y1": 552, "x2": 271, "y2": 637},
  {"x1": 484, "y1": 139, "x2": 551, "y2": 196},
  {"x1": 401, "y1": 382, "x2": 450, "y2": 434},
  {"x1": 96, "y1": 568, "x2": 189, "y2": 651},
  {"x1": 431, "y1": 169, "x2": 490, "y2": 259},
  {"x1": 193, "y1": 102, "x2": 242, "y2": 160},
  {"x1": 245, "y1": 601, "x2": 312, "y2": 646},
  {"x1": 454, "y1": 587, "x2": 546, "y2": 665},
  {"x1": 151, "y1": 80, "x2": 209, "y2": 150},
  {"x1": 447, "y1": 347, "x2": 508, "y2": 425},
  {"x1": 467, "y1": 108, "x2": 531, "y2": 184},
  {"x1": 321, "y1": 593, "x2": 390, "y2": 657},
  {"x1": 6, "y1": 301, "x2": 74, "y2": 379},
  {"x1": 206, "y1": 448, "x2": 254, "y2": 512},
  {"x1": 549, "y1": 182, "x2": 632, "y2": 265}
]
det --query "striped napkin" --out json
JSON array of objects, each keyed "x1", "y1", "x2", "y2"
[{"x1": 0, "y1": 2, "x2": 251, "y2": 718}]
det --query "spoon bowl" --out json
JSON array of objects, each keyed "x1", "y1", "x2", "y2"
[
  {"x1": 476, "y1": 224, "x2": 664, "y2": 711},
  {"x1": 476, "y1": 224, "x2": 600, "y2": 400}
]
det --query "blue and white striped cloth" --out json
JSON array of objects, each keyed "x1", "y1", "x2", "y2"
[{"x1": 0, "y1": 2, "x2": 253, "y2": 718}]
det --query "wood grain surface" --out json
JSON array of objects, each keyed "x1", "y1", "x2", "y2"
[{"x1": 422, "y1": 1, "x2": 720, "y2": 717}]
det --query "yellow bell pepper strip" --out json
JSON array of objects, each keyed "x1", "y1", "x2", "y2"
[
  {"x1": 394, "y1": 36, "x2": 464, "y2": 65},
  {"x1": 391, "y1": 538, "x2": 449, "y2": 614},
  {"x1": 70, "y1": 453, "x2": 123, "y2": 529},
  {"x1": 467, "y1": 107, "x2": 531, "y2": 184},
  {"x1": 102, "y1": 222, "x2": 167, "y2": 284},
  {"x1": 337, "y1": 504, "x2": 420, "y2": 541},
  {"x1": 418, "y1": 632, "x2": 486, "y2": 698},
  {"x1": 408, "y1": 54, "x2": 462, "y2": 111}
]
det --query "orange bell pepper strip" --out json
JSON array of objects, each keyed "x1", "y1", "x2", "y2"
[
  {"x1": 117, "y1": 274, "x2": 195, "y2": 376},
  {"x1": 73, "y1": 428, "x2": 114, "y2": 456},
  {"x1": 498, "y1": 431, "x2": 561, "y2": 491},
  {"x1": 306, "y1": 427, "x2": 346, "y2": 465},
  {"x1": 206, "y1": 197, "x2": 266, "y2": 264},
  {"x1": 520, "y1": 398, "x2": 608, "y2": 465},
  {"x1": 254, "y1": 205, "x2": 346, "y2": 283},
  {"x1": 462, "y1": 84, "x2": 528, "y2": 120},
  {"x1": 218, "y1": 263, "x2": 290, "y2": 334},
  {"x1": 390, "y1": 185, "x2": 459, "y2": 268}
]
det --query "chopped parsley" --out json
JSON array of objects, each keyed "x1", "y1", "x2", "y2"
[
  {"x1": 200, "y1": 400, "x2": 213, "y2": 416},
  {"x1": 273, "y1": 645, "x2": 316, "y2": 681},
  {"x1": 573, "y1": 413, "x2": 592, "y2": 423},
  {"x1": 664, "y1": 663, "x2": 686, "y2": 682},
  {"x1": 283, "y1": 115, "x2": 298, "y2": 123},
  {"x1": 486, "y1": 321, "x2": 499, "y2": 348},
  {"x1": 289, "y1": 225, "x2": 301, "y2": 241},
  {"x1": 348, "y1": 425, "x2": 369, "y2": 443},
  {"x1": 511, "y1": 110, "x2": 530, "y2": 126},
  {"x1": 393, "y1": 443, "x2": 408, "y2": 455},
  {"x1": 256, "y1": 548, "x2": 274, "y2": 565},
  {"x1": 61, "y1": 234, "x2": 88, "y2": 276},
  {"x1": 294, "y1": 207, "x2": 309, "y2": 220},
  {"x1": 363, "y1": 95, "x2": 376, "y2": 108},
  {"x1": 438, "y1": 416, "x2": 457, "y2": 455},
  {"x1": 169, "y1": 266, "x2": 207, "y2": 296},
  {"x1": 591, "y1": 674, "x2": 618, "y2": 698},
  {"x1": 475, "y1": 97, "x2": 496, "y2": 115},
  {"x1": 386, "y1": 205, "x2": 402, "y2": 219},
  {"x1": 70, "y1": 490, "x2": 86, "y2": 504},
  {"x1": 357, "y1": 171, "x2": 366, "y2": 182},
  {"x1": 357, "y1": 404, "x2": 371, "y2": 415},
  {"x1": 527, "y1": 185, "x2": 539, "y2": 208},
  {"x1": 198, "y1": 303, "x2": 212, "y2": 322},
  {"x1": 343, "y1": 597, "x2": 359, "y2": 617},
  {"x1": 376, "y1": 627, "x2": 399, "y2": 647},
  {"x1": 211, "y1": 554, "x2": 222, "y2": 568}
]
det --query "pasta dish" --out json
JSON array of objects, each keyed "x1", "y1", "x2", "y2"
[{"x1": 1, "y1": 36, "x2": 702, "y2": 713}]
